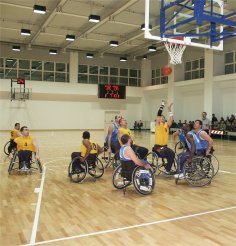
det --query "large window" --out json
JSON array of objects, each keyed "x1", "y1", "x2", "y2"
[
  {"x1": 184, "y1": 58, "x2": 204, "y2": 80},
  {"x1": 78, "y1": 64, "x2": 141, "y2": 87},
  {"x1": 152, "y1": 68, "x2": 168, "y2": 85},
  {"x1": 0, "y1": 57, "x2": 69, "y2": 82},
  {"x1": 225, "y1": 51, "x2": 236, "y2": 74}
]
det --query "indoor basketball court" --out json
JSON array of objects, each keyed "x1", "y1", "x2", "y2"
[{"x1": 0, "y1": 0, "x2": 236, "y2": 245}]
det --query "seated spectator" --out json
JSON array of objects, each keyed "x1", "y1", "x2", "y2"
[
  {"x1": 226, "y1": 118, "x2": 232, "y2": 131},
  {"x1": 178, "y1": 120, "x2": 182, "y2": 128},
  {"x1": 212, "y1": 114, "x2": 218, "y2": 124},
  {"x1": 219, "y1": 117, "x2": 225, "y2": 123},
  {"x1": 134, "y1": 121, "x2": 138, "y2": 130},
  {"x1": 212, "y1": 120, "x2": 219, "y2": 130},
  {"x1": 171, "y1": 120, "x2": 178, "y2": 128},
  {"x1": 230, "y1": 114, "x2": 235, "y2": 123},
  {"x1": 219, "y1": 121, "x2": 226, "y2": 131},
  {"x1": 184, "y1": 120, "x2": 187, "y2": 124},
  {"x1": 231, "y1": 119, "x2": 236, "y2": 132}
]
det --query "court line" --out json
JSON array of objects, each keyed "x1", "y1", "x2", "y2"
[
  {"x1": 24, "y1": 205, "x2": 236, "y2": 246},
  {"x1": 219, "y1": 170, "x2": 236, "y2": 175},
  {"x1": 29, "y1": 157, "x2": 70, "y2": 245}
]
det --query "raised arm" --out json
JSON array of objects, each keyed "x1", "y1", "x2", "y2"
[
  {"x1": 117, "y1": 129, "x2": 123, "y2": 143},
  {"x1": 97, "y1": 144, "x2": 104, "y2": 155},
  {"x1": 200, "y1": 131, "x2": 213, "y2": 156},
  {"x1": 173, "y1": 130, "x2": 180, "y2": 143},
  {"x1": 167, "y1": 103, "x2": 174, "y2": 128},
  {"x1": 156, "y1": 100, "x2": 166, "y2": 126}
]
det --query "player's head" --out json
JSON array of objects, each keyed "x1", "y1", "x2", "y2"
[
  {"x1": 202, "y1": 112, "x2": 207, "y2": 118},
  {"x1": 15, "y1": 123, "x2": 20, "y2": 130},
  {"x1": 194, "y1": 120, "x2": 202, "y2": 130},
  {"x1": 20, "y1": 126, "x2": 29, "y2": 136},
  {"x1": 119, "y1": 118, "x2": 127, "y2": 128},
  {"x1": 82, "y1": 131, "x2": 90, "y2": 140},
  {"x1": 115, "y1": 115, "x2": 122, "y2": 124},
  {"x1": 160, "y1": 115, "x2": 166, "y2": 123},
  {"x1": 182, "y1": 123, "x2": 191, "y2": 133},
  {"x1": 121, "y1": 134, "x2": 131, "y2": 146}
]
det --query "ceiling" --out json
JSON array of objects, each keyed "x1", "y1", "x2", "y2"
[{"x1": 0, "y1": 0, "x2": 235, "y2": 58}]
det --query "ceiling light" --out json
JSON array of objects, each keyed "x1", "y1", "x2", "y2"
[
  {"x1": 141, "y1": 24, "x2": 152, "y2": 30},
  {"x1": 88, "y1": 14, "x2": 100, "y2": 23},
  {"x1": 33, "y1": 5, "x2": 46, "y2": 14},
  {"x1": 21, "y1": 29, "x2": 31, "y2": 36},
  {"x1": 148, "y1": 45, "x2": 156, "y2": 52},
  {"x1": 12, "y1": 45, "x2": 20, "y2": 51},
  {"x1": 143, "y1": 55, "x2": 147, "y2": 60},
  {"x1": 7, "y1": 59, "x2": 14, "y2": 62},
  {"x1": 49, "y1": 49, "x2": 57, "y2": 55},
  {"x1": 66, "y1": 34, "x2": 75, "y2": 41},
  {"x1": 109, "y1": 41, "x2": 119, "y2": 47},
  {"x1": 120, "y1": 57, "x2": 127, "y2": 62},
  {"x1": 86, "y1": 53, "x2": 94, "y2": 58}
]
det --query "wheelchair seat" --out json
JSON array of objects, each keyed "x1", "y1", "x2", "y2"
[{"x1": 120, "y1": 160, "x2": 136, "y2": 181}]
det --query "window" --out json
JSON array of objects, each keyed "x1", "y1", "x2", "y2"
[
  {"x1": 56, "y1": 63, "x2": 66, "y2": 72},
  {"x1": 44, "y1": 61, "x2": 54, "y2": 71},
  {"x1": 31, "y1": 71, "x2": 42, "y2": 81},
  {"x1": 152, "y1": 68, "x2": 168, "y2": 85},
  {"x1": 110, "y1": 67, "x2": 118, "y2": 76},
  {"x1": 129, "y1": 78, "x2": 138, "y2": 86},
  {"x1": 78, "y1": 74, "x2": 88, "y2": 83},
  {"x1": 225, "y1": 51, "x2": 236, "y2": 74},
  {"x1": 0, "y1": 58, "x2": 3, "y2": 67},
  {"x1": 44, "y1": 72, "x2": 54, "y2": 82},
  {"x1": 78, "y1": 65, "x2": 88, "y2": 73},
  {"x1": 19, "y1": 60, "x2": 30, "y2": 69},
  {"x1": 89, "y1": 75, "x2": 98, "y2": 84},
  {"x1": 100, "y1": 66, "x2": 108, "y2": 75},
  {"x1": 32, "y1": 61, "x2": 42, "y2": 70},
  {"x1": 90, "y1": 66, "x2": 98, "y2": 74},
  {"x1": 19, "y1": 70, "x2": 30, "y2": 80},
  {"x1": 119, "y1": 77, "x2": 128, "y2": 86},
  {"x1": 6, "y1": 58, "x2": 17, "y2": 68},
  {"x1": 184, "y1": 58, "x2": 205, "y2": 80},
  {"x1": 120, "y1": 68, "x2": 128, "y2": 77}
]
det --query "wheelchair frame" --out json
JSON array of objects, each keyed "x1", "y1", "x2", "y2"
[
  {"x1": 68, "y1": 155, "x2": 105, "y2": 183},
  {"x1": 112, "y1": 164, "x2": 155, "y2": 195},
  {"x1": 4, "y1": 140, "x2": 16, "y2": 156},
  {"x1": 8, "y1": 150, "x2": 43, "y2": 175}
]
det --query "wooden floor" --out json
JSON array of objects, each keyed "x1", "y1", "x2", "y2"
[{"x1": 0, "y1": 130, "x2": 236, "y2": 246}]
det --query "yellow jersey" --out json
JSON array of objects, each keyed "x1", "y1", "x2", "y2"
[
  {"x1": 81, "y1": 140, "x2": 98, "y2": 157},
  {"x1": 15, "y1": 136, "x2": 35, "y2": 152},
  {"x1": 11, "y1": 129, "x2": 19, "y2": 140},
  {"x1": 118, "y1": 127, "x2": 134, "y2": 145},
  {"x1": 155, "y1": 122, "x2": 169, "y2": 146}
]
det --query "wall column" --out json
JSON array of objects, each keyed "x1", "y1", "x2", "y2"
[
  {"x1": 141, "y1": 59, "x2": 152, "y2": 87},
  {"x1": 69, "y1": 52, "x2": 78, "y2": 83}
]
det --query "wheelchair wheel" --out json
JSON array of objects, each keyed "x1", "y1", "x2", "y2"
[
  {"x1": 8, "y1": 151, "x2": 18, "y2": 174},
  {"x1": 174, "y1": 141, "x2": 186, "y2": 155},
  {"x1": 206, "y1": 154, "x2": 219, "y2": 177},
  {"x1": 68, "y1": 157, "x2": 88, "y2": 183},
  {"x1": 183, "y1": 156, "x2": 214, "y2": 187},
  {"x1": 4, "y1": 141, "x2": 11, "y2": 155},
  {"x1": 88, "y1": 157, "x2": 104, "y2": 179},
  {"x1": 145, "y1": 152, "x2": 158, "y2": 173},
  {"x1": 112, "y1": 165, "x2": 131, "y2": 189},
  {"x1": 132, "y1": 166, "x2": 155, "y2": 195},
  {"x1": 36, "y1": 159, "x2": 43, "y2": 173}
]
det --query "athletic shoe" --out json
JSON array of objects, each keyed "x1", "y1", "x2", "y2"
[
  {"x1": 174, "y1": 173, "x2": 184, "y2": 179},
  {"x1": 163, "y1": 170, "x2": 176, "y2": 176}
]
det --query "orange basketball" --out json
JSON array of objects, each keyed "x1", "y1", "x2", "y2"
[{"x1": 162, "y1": 66, "x2": 172, "y2": 76}]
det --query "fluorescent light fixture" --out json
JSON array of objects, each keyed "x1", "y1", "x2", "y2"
[
  {"x1": 21, "y1": 29, "x2": 31, "y2": 36},
  {"x1": 141, "y1": 24, "x2": 152, "y2": 30},
  {"x1": 109, "y1": 41, "x2": 119, "y2": 47},
  {"x1": 88, "y1": 14, "x2": 100, "y2": 23},
  {"x1": 143, "y1": 55, "x2": 147, "y2": 60},
  {"x1": 66, "y1": 34, "x2": 75, "y2": 41},
  {"x1": 86, "y1": 53, "x2": 94, "y2": 58},
  {"x1": 49, "y1": 49, "x2": 57, "y2": 55},
  {"x1": 120, "y1": 57, "x2": 127, "y2": 62},
  {"x1": 12, "y1": 45, "x2": 20, "y2": 51},
  {"x1": 7, "y1": 58, "x2": 14, "y2": 62},
  {"x1": 148, "y1": 45, "x2": 156, "y2": 52},
  {"x1": 33, "y1": 4, "x2": 46, "y2": 14}
]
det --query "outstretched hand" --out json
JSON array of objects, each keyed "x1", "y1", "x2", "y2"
[{"x1": 168, "y1": 102, "x2": 173, "y2": 110}]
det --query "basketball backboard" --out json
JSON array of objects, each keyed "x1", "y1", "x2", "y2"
[{"x1": 144, "y1": 0, "x2": 236, "y2": 51}]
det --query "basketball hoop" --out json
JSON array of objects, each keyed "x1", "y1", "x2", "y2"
[{"x1": 164, "y1": 37, "x2": 186, "y2": 65}]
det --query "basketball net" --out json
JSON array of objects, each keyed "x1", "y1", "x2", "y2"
[{"x1": 164, "y1": 39, "x2": 186, "y2": 65}]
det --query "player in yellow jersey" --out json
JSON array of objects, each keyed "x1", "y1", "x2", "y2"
[
  {"x1": 8, "y1": 123, "x2": 21, "y2": 154},
  {"x1": 118, "y1": 118, "x2": 148, "y2": 160},
  {"x1": 14, "y1": 126, "x2": 39, "y2": 170},
  {"x1": 153, "y1": 100, "x2": 175, "y2": 175},
  {"x1": 71, "y1": 131, "x2": 103, "y2": 172}
]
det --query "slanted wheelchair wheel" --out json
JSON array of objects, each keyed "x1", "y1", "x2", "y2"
[
  {"x1": 183, "y1": 156, "x2": 214, "y2": 187},
  {"x1": 8, "y1": 151, "x2": 18, "y2": 174},
  {"x1": 174, "y1": 141, "x2": 186, "y2": 155},
  {"x1": 88, "y1": 157, "x2": 104, "y2": 179},
  {"x1": 206, "y1": 154, "x2": 219, "y2": 177},
  {"x1": 132, "y1": 166, "x2": 155, "y2": 195},
  {"x1": 36, "y1": 160, "x2": 43, "y2": 173},
  {"x1": 4, "y1": 141, "x2": 11, "y2": 155},
  {"x1": 145, "y1": 152, "x2": 158, "y2": 173},
  {"x1": 68, "y1": 157, "x2": 88, "y2": 183},
  {"x1": 112, "y1": 164, "x2": 131, "y2": 189}
]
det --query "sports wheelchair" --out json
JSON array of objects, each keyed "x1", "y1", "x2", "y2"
[
  {"x1": 174, "y1": 141, "x2": 187, "y2": 155},
  {"x1": 8, "y1": 151, "x2": 43, "y2": 175},
  {"x1": 4, "y1": 140, "x2": 16, "y2": 156},
  {"x1": 175, "y1": 155, "x2": 215, "y2": 187},
  {"x1": 112, "y1": 161, "x2": 155, "y2": 195},
  {"x1": 102, "y1": 147, "x2": 120, "y2": 169},
  {"x1": 145, "y1": 151, "x2": 177, "y2": 176},
  {"x1": 68, "y1": 154, "x2": 105, "y2": 183}
]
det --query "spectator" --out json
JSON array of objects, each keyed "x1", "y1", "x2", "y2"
[
  {"x1": 201, "y1": 112, "x2": 211, "y2": 135},
  {"x1": 178, "y1": 120, "x2": 182, "y2": 128},
  {"x1": 230, "y1": 114, "x2": 235, "y2": 123},
  {"x1": 213, "y1": 120, "x2": 219, "y2": 130},
  {"x1": 226, "y1": 118, "x2": 232, "y2": 131},
  {"x1": 212, "y1": 114, "x2": 218, "y2": 124},
  {"x1": 134, "y1": 121, "x2": 137, "y2": 130},
  {"x1": 219, "y1": 121, "x2": 226, "y2": 131},
  {"x1": 231, "y1": 119, "x2": 236, "y2": 131},
  {"x1": 220, "y1": 117, "x2": 225, "y2": 123}
]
